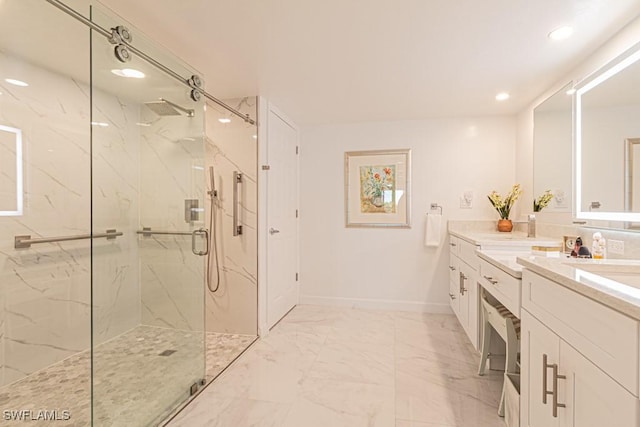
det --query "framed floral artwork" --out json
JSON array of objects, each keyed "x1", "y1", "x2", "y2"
[{"x1": 344, "y1": 149, "x2": 411, "y2": 228}]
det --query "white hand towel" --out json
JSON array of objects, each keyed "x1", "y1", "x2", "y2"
[{"x1": 425, "y1": 213, "x2": 442, "y2": 247}]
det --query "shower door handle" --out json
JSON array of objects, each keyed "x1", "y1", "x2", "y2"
[
  {"x1": 192, "y1": 228, "x2": 209, "y2": 256},
  {"x1": 233, "y1": 171, "x2": 243, "y2": 236}
]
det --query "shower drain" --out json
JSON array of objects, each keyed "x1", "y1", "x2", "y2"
[{"x1": 158, "y1": 349, "x2": 177, "y2": 356}]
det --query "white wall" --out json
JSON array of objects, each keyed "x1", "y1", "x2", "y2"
[{"x1": 300, "y1": 117, "x2": 517, "y2": 311}]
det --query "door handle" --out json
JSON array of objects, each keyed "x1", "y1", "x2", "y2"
[
  {"x1": 191, "y1": 228, "x2": 209, "y2": 256},
  {"x1": 269, "y1": 228, "x2": 280, "y2": 235}
]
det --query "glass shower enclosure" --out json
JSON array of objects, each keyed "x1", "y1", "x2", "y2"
[{"x1": 0, "y1": 1, "x2": 207, "y2": 425}]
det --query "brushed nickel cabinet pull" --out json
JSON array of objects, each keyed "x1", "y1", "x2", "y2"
[
  {"x1": 483, "y1": 275, "x2": 498, "y2": 284},
  {"x1": 551, "y1": 363, "x2": 566, "y2": 417},
  {"x1": 459, "y1": 272, "x2": 467, "y2": 295},
  {"x1": 543, "y1": 354, "x2": 550, "y2": 404}
]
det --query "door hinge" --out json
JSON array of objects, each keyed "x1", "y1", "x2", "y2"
[
  {"x1": 296, "y1": 209, "x2": 298, "y2": 218},
  {"x1": 296, "y1": 273, "x2": 299, "y2": 281},
  {"x1": 296, "y1": 146, "x2": 299, "y2": 155},
  {"x1": 261, "y1": 165, "x2": 270, "y2": 170}
]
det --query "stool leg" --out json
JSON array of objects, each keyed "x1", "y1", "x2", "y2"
[
  {"x1": 498, "y1": 384, "x2": 506, "y2": 417},
  {"x1": 505, "y1": 320, "x2": 518, "y2": 374},
  {"x1": 478, "y1": 318, "x2": 491, "y2": 376}
]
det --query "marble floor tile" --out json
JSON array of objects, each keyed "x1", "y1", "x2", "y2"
[
  {"x1": 169, "y1": 305, "x2": 505, "y2": 427},
  {"x1": 281, "y1": 377, "x2": 395, "y2": 427},
  {"x1": 169, "y1": 396, "x2": 292, "y2": 427},
  {"x1": 308, "y1": 339, "x2": 395, "y2": 386}
]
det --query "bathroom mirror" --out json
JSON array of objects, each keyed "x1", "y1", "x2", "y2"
[
  {"x1": 576, "y1": 43, "x2": 640, "y2": 224},
  {"x1": 533, "y1": 82, "x2": 573, "y2": 213}
]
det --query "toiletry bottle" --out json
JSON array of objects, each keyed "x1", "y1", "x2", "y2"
[{"x1": 592, "y1": 232, "x2": 606, "y2": 259}]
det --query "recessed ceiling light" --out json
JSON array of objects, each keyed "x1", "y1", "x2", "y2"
[
  {"x1": 91, "y1": 121, "x2": 109, "y2": 127},
  {"x1": 111, "y1": 68, "x2": 145, "y2": 79},
  {"x1": 5, "y1": 78, "x2": 28, "y2": 87},
  {"x1": 566, "y1": 88, "x2": 576, "y2": 95},
  {"x1": 218, "y1": 118, "x2": 231, "y2": 124},
  {"x1": 495, "y1": 92, "x2": 510, "y2": 101},
  {"x1": 252, "y1": 135, "x2": 257, "y2": 139},
  {"x1": 548, "y1": 26, "x2": 574, "y2": 41}
]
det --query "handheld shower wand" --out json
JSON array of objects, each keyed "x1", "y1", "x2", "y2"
[{"x1": 207, "y1": 166, "x2": 221, "y2": 293}]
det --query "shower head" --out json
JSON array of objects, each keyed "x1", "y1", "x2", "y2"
[{"x1": 144, "y1": 98, "x2": 194, "y2": 117}]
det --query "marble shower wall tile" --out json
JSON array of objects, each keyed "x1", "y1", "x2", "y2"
[
  {"x1": 204, "y1": 97, "x2": 258, "y2": 336},
  {"x1": 91, "y1": 90, "x2": 142, "y2": 344},
  {"x1": 0, "y1": 51, "x2": 141, "y2": 386},
  {"x1": 139, "y1": 106, "x2": 207, "y2": 332}
]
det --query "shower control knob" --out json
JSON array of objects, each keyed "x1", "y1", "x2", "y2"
[{"x1": 269, "y1": 228, "x2": 280, "y2": 235}]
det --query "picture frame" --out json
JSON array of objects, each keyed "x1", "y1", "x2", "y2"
[{"x1": 344, "y1": 149, "x2": 411, "y2": 228}]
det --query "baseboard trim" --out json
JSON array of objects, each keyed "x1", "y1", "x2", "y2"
[{"x1": 299, "y1": 295, "x2": 453, "y2": 314}]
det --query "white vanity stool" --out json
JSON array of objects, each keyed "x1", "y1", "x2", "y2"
[{"x1": 478, "y1": 290, "x2": 520, "y2": 417}]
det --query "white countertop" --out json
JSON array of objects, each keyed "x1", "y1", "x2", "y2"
[
  {"x1": 450, "y1": 230, "x2": 560, "y2": 248},
  {"x1": 517, "y1": 256, "x2": 640, "y2": 321}
]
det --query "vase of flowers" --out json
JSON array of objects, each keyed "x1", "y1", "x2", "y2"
[
  {"x1": 533, "y1": 190, "x2": 553, "y2": 212},
  {"x1": 487, "y1": 184, "x2": 522, "y2": 232},
  {"x1": 362, "y1": 167, "x2": 393, "y2": 209}
]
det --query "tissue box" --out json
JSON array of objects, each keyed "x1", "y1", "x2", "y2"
[{"x1": 532, "y1": 245, "x2": 561, "y2": 257}]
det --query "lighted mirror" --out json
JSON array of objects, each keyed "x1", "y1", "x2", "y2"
[
  {"x1": 533, "y1": 82, "x2": 573, "y2": 213},
  {"x1": 576, "y1": 44, "x2": 640, "y2": 224},
  {"x1": 0, "y1": 124, "x2": 23, "y2": 216}
]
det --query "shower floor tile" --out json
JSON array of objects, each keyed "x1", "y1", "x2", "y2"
[{"x1": 0, "y1": 327, "x2": 255, "y2": 427}]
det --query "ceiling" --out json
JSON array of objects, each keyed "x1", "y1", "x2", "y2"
[{"x1": 16, "y1": 1, "x2": 640, "y2": 125}]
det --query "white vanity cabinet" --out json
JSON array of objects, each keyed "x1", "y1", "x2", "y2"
[
  {"x1": 448, "y1": 235, "x2": 479, "y2": 349},
  {"x1": 520, "y1": 269, "x2": 640, "y2": 427}
]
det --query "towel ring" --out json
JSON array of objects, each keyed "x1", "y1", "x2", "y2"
[{"x1": 429, "y1": 203, "x2": 443, "y2": 215}]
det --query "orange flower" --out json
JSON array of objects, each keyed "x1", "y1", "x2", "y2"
[
  {"x1": 384, "y1": 167, "x2": 391, "y2": 175},
  {"x1": 374, "y1": 173, "x2": 380, "y2": 181}
]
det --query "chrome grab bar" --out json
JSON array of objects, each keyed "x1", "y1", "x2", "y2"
[
  {"x1": 15, "y1": 229, "x2": 122, "y2": 249},
  {"x1": 233, "y1": 171, "x2": 243, "y2": 236},
  {"x1": 136, "y1": 227, "x2": 192, "y2": 237}
]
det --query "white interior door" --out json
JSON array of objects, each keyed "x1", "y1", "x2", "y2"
[{"x1": 266, "y1": 108, "x2": 299, "y2": 328}]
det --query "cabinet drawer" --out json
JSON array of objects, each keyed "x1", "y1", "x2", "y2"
[
  {"x1": 449, "y1": 235, "x2": 460, "y2": 256},
  {"x1": 479, "y1": 259, "x2": 521, "y2": 317},
  {"x1": 449, "y1": 254, "x2": 459, "y2": 284},
  {"x1": 522, "y1": 269, "x2": 639, "y2": 396},
  {"x1": 459, "y1": 239, "x2": 479, "y2": 270}
]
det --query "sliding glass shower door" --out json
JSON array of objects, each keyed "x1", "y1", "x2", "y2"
[{"x1": 90, "y1": 6, "x2": 206, "y2": 426}]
